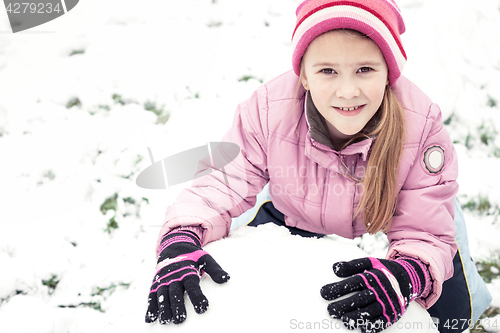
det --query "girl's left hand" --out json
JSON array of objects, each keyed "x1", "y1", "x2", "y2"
[{"x1": 320, "y1": 257, "x2": 427, "y2": 333}]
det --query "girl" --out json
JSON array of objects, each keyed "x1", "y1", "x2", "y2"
[{"x1": 145, "y1": 0, "x2": 489, "y2": 331}]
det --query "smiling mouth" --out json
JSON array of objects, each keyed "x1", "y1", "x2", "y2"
[{"x1": 334, "y1": 105, "x2": 363, "y2": 111}]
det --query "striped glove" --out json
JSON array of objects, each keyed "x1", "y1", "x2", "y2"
[
  {"x1": 145, "y1": 230, "x2": 230, "y2": 324},
  {"x1": 320, "y1": 257, "x2": 428, "y2": 333}
]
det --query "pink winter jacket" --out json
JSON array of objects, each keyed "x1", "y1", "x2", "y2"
[{"x1": 157, "y1": 70, "x2": 458, "y2": 308}]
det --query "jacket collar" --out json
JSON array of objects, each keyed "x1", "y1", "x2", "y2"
[{"x1": 304, "y1": 91, "x2": 373, "y2": 162}]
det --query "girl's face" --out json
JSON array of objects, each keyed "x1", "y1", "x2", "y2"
[{"x1": 301, "y1": 30, "x2": 388, "y2": 149}]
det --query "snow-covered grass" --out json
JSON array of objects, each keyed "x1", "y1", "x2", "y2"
[{"x1": 0, "y1": 0, "x2": 499, "y2": 332}]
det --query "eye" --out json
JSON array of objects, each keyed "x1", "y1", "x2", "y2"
[
  {"x1": 320, "y1": 68, "x2": 336, "y2": 75},
  {"x1": 357, "y1": 67, "x2": 373, "y2": 73}
]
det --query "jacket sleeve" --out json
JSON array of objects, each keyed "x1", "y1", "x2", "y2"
[
  {"x1": 156, "y1": 86, "x2": 271, "y2": 251},
  {"x1": 386, "y1": 103, "x2": 459, "y2": 309}
]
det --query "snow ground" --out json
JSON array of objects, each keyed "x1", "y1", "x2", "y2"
[{"x1": 0, "y1": 0, "x2": 499, "y2": 332}]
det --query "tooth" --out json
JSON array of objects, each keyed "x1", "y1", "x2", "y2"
[{"x1": 338, "y1": 106, "x2": 361, "y2": 111}]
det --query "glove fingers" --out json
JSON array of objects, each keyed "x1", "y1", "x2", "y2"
[
  {"x1": 145, "y1": 291, "x2": 159, "y2": 323},
  {"x1": 341, "y1": 302, "x2": 384, "y2": 324},
  {"x1": 333, "y1": 258, "x2": 373, "y2": 277},
  {"x1": 157, "y1": 285, "x2": 173, "y2": 324},
  {"x1": 169, "y1": 282, "x2": 187, "y2": 324},
  {"x1": 327, "y1": 288, "x2": 377, "y2": 318},
  {"x1": 321, "y1": 274, "x2": 365, "y2": 300},
  {"x1": 199, "y1": 254, "x2": 230, "y2": 284},
  {"x1": 183, "y1": 274, "x2": 209, "y2": 314}
]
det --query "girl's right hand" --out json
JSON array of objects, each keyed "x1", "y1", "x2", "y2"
[{"x1": 145, "y1": 230, "x2": 230, "y2": 324}]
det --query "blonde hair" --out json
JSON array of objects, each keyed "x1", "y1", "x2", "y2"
[
  {"x1": 351, "y1": 86, "x2": 405, "y2": 234},
  {"x1": 294, "y1": 29, "x2": 405, "y2": 234}
]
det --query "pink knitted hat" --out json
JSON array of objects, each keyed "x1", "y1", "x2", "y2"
[{"x1": 291, "y1": 0, "x2": 406, "y2": 85}]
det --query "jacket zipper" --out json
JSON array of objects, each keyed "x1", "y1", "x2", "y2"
[{"x1": 321, "y1": 167, "x2": 328, "y2": 229}]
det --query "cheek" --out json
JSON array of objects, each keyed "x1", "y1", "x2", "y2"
[
  {"x1": 314, "y1": 85, "x2": 333, "y2": 103},
  {"x1": 310, "y1": 87, "x2": 329, "y2": 105},
  {"x1": 369, "y1": 86, "x2": 386, "y2": 107}
]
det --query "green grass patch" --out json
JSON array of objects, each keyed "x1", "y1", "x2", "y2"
[
  {"x1": 112, "y1": 94, "x2": 125, "y2": 105},
  {"x1": 42, "y1": 275, "x2": 59, "y2": 294},
  {"x1": 81, "y1": 301, "x2": 103, "y2": 312},
  {"x1": 101, "y1": 193, "x2": 119, "y2": 233},
  {"x1": 443, "y1": 113, "x2": 454, "y2": 125},
  {"x1": 58, "y1": 301, "x2": 104, "y2": 312},
  {"x1": 104, "y1": 215, "x2": 118, "y2": 233},
  {"x1": 66, "y1": 97, "x2": 81, "y2": 109},
  {"x1": 462, "y1": 195, "x2": 493, "y2": 215},
  {"x1": 88, "y1": 104, "x2": 111, "y2": 115},
  {"x1": 238, "y1": 75, "x2": 263, "y2": 84},
  {"x1": 471, "y1": 256, "x2": 499, "y2": 332},
  {"x1": 144, "y1": 101, "x2": 163, "y2": 116},
  {"x1": 463, "y1": 122, "x2": 499, "y2": 156},
  {"x1": 123, "y1": 197, "x2": 135, "y2": 205},
  {"x1": 465, "y1": 133, "x2": 473, "y2": 149},
  {"x1": 135, "y1": 155, "x2": 143, "y2": 166},
  {"x1": 144, "y1": 101, "x2": 170, "y2": 124},
  {"x1": 100, "y1": 193, "x2": 118, "y2": 215},
  {"x1": 69, "y1": 49, "x2": 85, "y2": 56},
  {"x1": 111, "y1": 93, "x2": 136, "y2": 105},
  {"x1": 43, "y1": 169, "x2": 55, "y2": 180},
  {"x1": 478, "y1": 123, "x2": 497, "y2": 146},
  {"x1": 110, "y1": 95, "x2": 171, "y2": 124},
  {"x1": 487, "y1": 95, "x2": 497, "y2": 108},
  {"x1": 476, "y1": 256, "x2": 500, "y2": 283},
  {"x1": 91, "y1": 282, "x2": 130, "y2": 297},
  {"x1": 463, "y1": 194, "x2": 500, "y2": 217},
  {"x1": 58, "y1": 283, "x2": 130, "y2": 313},
  {"x1": 100, "y1": 194, "x2": 149, "y2": 233}
]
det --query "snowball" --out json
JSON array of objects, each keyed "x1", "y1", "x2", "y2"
[{"x1": 101, "y1": 224, "x2": 438, "y2": 333}]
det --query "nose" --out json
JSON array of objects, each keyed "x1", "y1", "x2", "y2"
[{"x1": 335, "y1": 76, "x2": 361, "y2": 100}]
